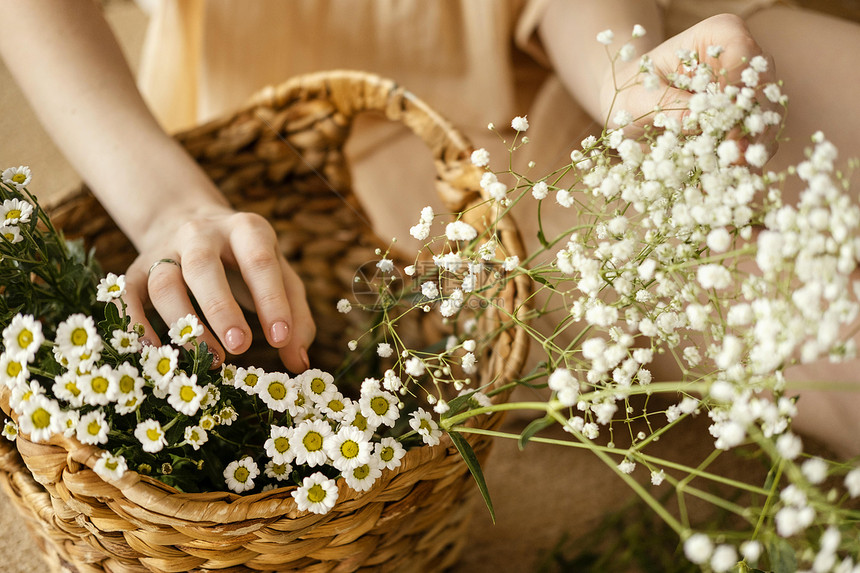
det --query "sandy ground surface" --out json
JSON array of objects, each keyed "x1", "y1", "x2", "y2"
[{"x1": 0, "y1": 2, "x2": 856, "y2": 572}]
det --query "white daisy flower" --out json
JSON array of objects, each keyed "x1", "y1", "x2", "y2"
[
  {"x1": 141, "y1": 345, "x2": 179, "y2": 387},
  {"x1": 319, "y1": 392, "x2": 351, "y2": 422},
  {"x1": 96, "y1": 273, "x2": 126, "y2": 303},
  {"x1": 134, "y1": 419, "x2": 167, "y2": 453},
  {"x1": 258, "y1": 372, "x2": 297, "y2": 412},
  {"x1": 0, "y1": 352, "x2": 30, "y2": 389},
  {"x1": 109, "y1": 329, "x2": 141, "y2": 355},
  {"x1": 1, "y1": 225, "x2": 23, "y2": 244},
  {"x1": 2, "y1": 314, "x2": 44, "y2": 361},
  {"x1": 1, "y1": 166, "x2": 32, "y2": 189},
  {"x1": 291, "y1": 419, "x2": 332, "y2": 467},
  {"x1": 2, "y1": 419, "x2": 18, "y2": 441},
  {"x1": 234, "y1": 366, "x2": 265, "y2": 395},
  {"x1": 325, "y1": 426, "x2": 373, "y2": 472},
  {"x1": 199, "y1": 384, "x2": 220, "y2": 409},
  {"x1": 342, "y1": 403, "x2": 379, "y2": 441},
  {"x1": 198, "y1": 414, "x2": 217, "y2": 431},
  {"x1": 219, "y1": 405, "x2": 238, "y2": 425},
  {"x1": 220, "y1": 363, "x2": 238, "y2": 387},
  {"x1": 79, "y1": 365, "x2": 119, "y2": 406},
  {"x1": 359, "y1": 388, "x2": 399, "y2": 428},
  {"x1": 167, "y1": 314, "x2": 203, "y2": 346},
  {"x1": 292, "y1": 472, "x2": 338, "y2": 514},
  {"x1": 18, "y1": 395, "x2": 61, "y2": 442},
  {"x1": 409, "y1": 408, "x2": 442, "y2": 446},
  {"x1": 0, "y1": 197, "x2": 33, "y2": 225},
  {"x1": 264, "y1": 425, "x2": 296, "y2": 465},
  {"x1": 223, "y1": 456, "x2": 259, "y2": 493},
  {"x1": 167, "y1": 372, "x2": 205, "y2": 416},
  {"x1": 183, "y1": 425, "x2": 208, "y2": 450},
  {"x1": 93, "y1": 451, "x2": 127, "y2": 481},
  {"x1": 115, "y1": 363, "x2": 144, "y2": 397},
  {"x1": 9, "y1": 380, "x2": 45, "y2": 414},
  {"x1": 55, "y1": 314, "x2": 101, "y2": 360},
  {"x1": 375, "y1": 437, "x2": 406, "y2": 471},
  {"x1": 263, "y1": 460, "x2": 292, "y2": 482},
  {"x1": 299, "y1": 369, "x2": 337, "y2": 406},
  {"x1": 343, "y1": 458, "x2": 383, "y2": 493},
  {"x1": 59, "y1": 409, "x2": 80, "y2": 437},
  {"x1": 76, "y1": 410, "x2": 110, "y2": 445},
  {"x1": 115, "y1": 388, "x2": 145, "y2": 415}
]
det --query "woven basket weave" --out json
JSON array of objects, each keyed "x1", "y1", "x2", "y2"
[{"x1": 0, "y1": 70, "x2": 529, "y2": 572}]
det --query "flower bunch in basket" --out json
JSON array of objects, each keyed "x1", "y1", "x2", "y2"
[
  {"x1": 0, "y1": 168, "x2": 472, "y2": 515},
  {"x1": 348, "y1": 26, "x2": 860, "y2": 572}
]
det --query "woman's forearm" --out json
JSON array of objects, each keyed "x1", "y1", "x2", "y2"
[{"x1": 0, "y1": 0, "x2": 228, "y2": 248}]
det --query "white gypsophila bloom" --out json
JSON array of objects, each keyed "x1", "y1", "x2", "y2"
[
  {"x1": 740, "y1": 541, "x2": 762, "y2": 564},
  {"x1": 76, "y1": 410, "x2": 110, "y2": 445},
  {"x1": 264, "y1": 461, "x2": 292, "y2": 482},
  {"x1": 697, "y1": 264, "x2": 732, "y2": 290},
  {"x1": 168, "y1": 314, "x2": 203, "y2": 346},
  {"x1": 141, "y1": 345, "x2": 179, "y2": 387},
  {"x1": 596, "y1": 28, "x2": 614, "y2": 45},
  {"x1": 470, "y1": 148, "x2": 490, "y2": 167},
  {"x1": 258, "y1": 372, "x2": 297, "y2": 413},
  {"x1": 612, "y1": 109, "x2": 633, "y2": 128},
  {"x1": 503, "y1": 256, "x2": 519, "y2": 272},
  {"x1": 409, "y1": 407, "x2": 442, "y2": 446},
  {"x1": 375, "y1": 436, "x2": 406, "y2": 471},
  {"x1": 710, "y1": 545, "x2": 738, "y2": 573},
  {"x1": 684, "y1": 533, "x2": 714, "y2": 565},
  {"x1": 359, "y1": 388, "x2": 400, "y2": 428},
  {"x1": 775, "y1": 505, "x2": 815, "y2": 537},
  {"x1": 556, "y1": 189, "x2": 574, "y2": 207},
  {"x1": 548, "y1": 368, "x2": 579, "y2": 407},
  {"x1": 93, "y1": 452, "x2": 127, "y2": 481},
  {"x1": 801, "y1": 457, "x2": 828, "y2": 484},
  {"x1": 336, "y1": 298, "x2": 352, "y2": 313},
  {"x1": 264, "y1": 425, "x2": 296, "y2": 465},
  {"x1": 713, "y1": 420, "x2": 746, "y2": 450},
  {"x1": 234, "y1": 365, "x2": 265, "y2": 395},
  {"x1": 110, "y1": 329, "x2": 141, "y2": 355},
  {"x1": 167, "y1": 372, "x2": 205, "y2": 416},
  {"x1": 632, "y1": 24, "x2": 646, "y2": 38},
  {"x1": 1, "y1": 225, "x2": 23, "y2": 244},
  {"x1": 1, "y1": 166, "x2": 32, "y2": 189},
  {"x1": 461, "y1": 352, "x2": 477, "y2": 374},
  {"x1": 650, "y1": 470, "x2": 665, "y2": 486},
  {"x1": 715, "y1": 335, "x2": 743, "y2": 370},
  {"x1": 706, "y1": 44, "x2": 724, "y2": 58},
  {"x1": 0, "y1": 197, "x2": 33, "y2": 226},
  {"x1": 18, "y1": 395, "x2": 61, "y2": 442},
  {"x1": 707, "y1": 228, "x2": 731, "y2": 253},
  {"x1": 96, "y1": 273, "x2": 126, "y2": 303},
  {"x1": 421, "y1": 281, "x2": 439, "y2": 299},
  {"x1": 377, "y1": 342, "x2": 393, "y2": 358},
  {"x1": 344, "y1": 458, "x2": 383, "y2": 493},
  {"x1": 419, "y1": 205, "x2": 434, "y2": 224},
  {"x1": 745, "y1": 143, "x2": 769, "y2": 168},
  {"x1": 480, "y1": 171, "x2": 498, "y2": 190},
  {"x1": 300, "y1": 369, "x2": 336, "y2": 406},
  {"x1": 434, "y1": 399, "x2": 450, "y2": 415},
  {"x1": 80, "y1": 365, "x2": 120, "y2": 406},
  {"x1": 292, "y1": 419, "x2": 332, "y2": 467},
  {"x1": 292, "y1": 472, "x2": 338, "y2": 514},
  {"x1": 379, "y1": 370, "x2": 401, "y2": 394},
  {"x1": 618, "y1": 43, "x2": 636, "y2": 62},
  {"x1": 844, "y1": 467, "x2": 860, "y2": 497},
  {"x1": 2, "y1": 314, "x2": 44, "y2": 363},
  {"x1": 376, "y1": 258, "x2": 394, "y2": 273},
  {"x1": 134, "y1": 418, "x2": 167, "y2": 453},
  {"x1": 511, "y1": 115, "x2": 529, "y2": 132},
  {"x1": 488, "y1": 181, "x2": 508, "y2": 202},
  {"x1": 775, "y1": 432, "x2": 803, "y2": 460},
  {"x1": 531, "y1": 180, "x2": 549, "y2": 200},
  {"x1": 183, "y1": 425, "x2": 208, "y2": 450},
  {"x1": 223, "y1": 456, "x2": 259, "y2": 493},
  {"x1": 409, "y1": 223, "x2": 430, "y2": 240},
  {"x1": 325, "y1": 426, "x2": 373, "y2": 472},
  {"x1": 618, "y1": 460, "x2": 636, "y2": 474}
]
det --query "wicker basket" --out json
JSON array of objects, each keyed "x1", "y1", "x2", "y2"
[{"x1": 0, "y1": 70, "x2": 529, "y2": 572}]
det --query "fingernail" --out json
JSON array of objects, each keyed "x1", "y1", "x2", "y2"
[
  {"x1": 270, "y1": 321, "x2": 289, "y2": 344},
  {"x1": 225, "y1": 327, "x2": 245, "y2": 351},
  {"x1": 209, "y1": 348, "x2": 221, "y2": 369},
  {"x1": 141, "y1": 338, "x2": 155, "y2": 347},
  {"x1": 300, "y1": 347, "x2": 310, "y2": 370}
]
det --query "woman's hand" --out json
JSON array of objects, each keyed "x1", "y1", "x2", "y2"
[{"x1": 124, "y1": 203, "x2": 315, "y2": 372}]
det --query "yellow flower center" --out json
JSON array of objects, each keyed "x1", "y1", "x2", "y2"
[
  {"x1": 179, "y1": 385, "x2": 197, "y2": 403},
  {"x1": 307, "y1": 484, "x2": 326, "y2": 503},
  {"x1": 91, "y1": 376, "x2": 109, "y2": 394},
  {"x1": 380, "y1": 446, "x2": 394, "y2": 462},
  {"x1": 5, "y1": 209, "x2": 21, "y2": 220},
  {"x1": 310, "y1": 377, "x2": 326, "y2": 394},
  {"x1": 352, "y1": 464, "x2": 370, "y2": 480},
  {"x1": 200, "y1": 417, "x2": 215, "y2": 430},
  {"x1": 370, "y1": 396, "x2": 390, "y2": 416},
  {"x1": 120, "y1": 338, "x2": 130, "y2": 348},
  {"x1": 119, "y1": 375, "x2": 135, "y2": 394},
  {"x1": 179, "y1": 325, "x2": 193, "y2": 337},
  {"x1": 87, "y1": 421, "x2": 101, "y2": 436},
  {"x1": 267, "y1": 381, "x2": 286, "y2": 400},
  {"x1": 6, "y1": 360, "x2": 22, "y2": 377},
  {"x1": 340, "y1": 440, "x2": 359, "y2": 459},
  {"x1": 3, "y1": 232, "x2": 13, "y2": 241},
  {"x1": 328, "y1": 399, "x2": 345, "y2": 412},
  {"x1": 244, "y1": 373, "x2": 259, "y2": 388},
  {"x1": 108, "y1": 284, "x2": 121, "y2": 292},
  {"x1": 188, "y1": 430, "x2": 200, "y2": 442},
  {"x1": 11, "y1": 173, "x2": 26, "y2": 184},
  {"x1": 124, "y1": 397, "x2": 139, "y2": 408},
  {"x1": 156, "y1": 357, "x2": 172, "y2": 376},
  {"x1": 420, "y1": 419, "x2": 432, "y2": 432},
  {"x1": 105, "y1": 459, "x2": 118, "y2": 471},
  {"x1": 274, "y1": 436, "x2": 290, "y2": 453},
  {"x1": 31, "y1": 408, "x2": 51, "y2": 429},
  {"x1": 146, "y1": 428, "x2": 161, "y2": 442},
  {"x1": 234, "y1": 467, "x2": 250, "y2": 483},
  {"x1": 71, "y1": 327, "x2": 88, "y2": 346},
  {"x1": 303, "y1": 431, "x2": 323, "y2": 452},
  {"x1": 271, "y1": 463, "x2": 288, "y2": 476},
  {"x1": 352, "y1": 413, "x2": 368, "y2": 431},
  {"x1": 17, "y1": 329, "x2": 33, "y2": 348},
  {"x1": 295, "y1": 393, "x2": 306, "y2": 407}
]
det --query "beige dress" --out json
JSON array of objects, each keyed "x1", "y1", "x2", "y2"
[{"x1": 135, "y1": 0, "x2": 782, "y2": 242}]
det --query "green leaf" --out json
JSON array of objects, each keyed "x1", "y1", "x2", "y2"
[
  {"x1": 441, "y1": 392, "x2": 475, "y2": 419},
  {"x1": 518, "y1": 414, "x2": 555, "y2": 450},
  {"x1": 767, "y1": 537, "x2": 796, "y2": 573},
  {"x1": 448, "y1": 430, "x2": 495, "y2": 523}
]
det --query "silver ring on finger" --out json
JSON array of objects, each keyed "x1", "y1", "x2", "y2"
[{"x1": 148, "y1": 258, "x2": 182, "y2": 278}]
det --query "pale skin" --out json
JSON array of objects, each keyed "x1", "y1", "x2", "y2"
[{"x1": 1, "y1": 1, "x2": 857, "y2": 455}]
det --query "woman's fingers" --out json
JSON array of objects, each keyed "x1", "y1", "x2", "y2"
[
  {"x1": 277, "y1": 257, "x2": 316, "y2": 373},
  {"x1": 122, "y1": 261, "x2": 158, "y2": 347}
]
